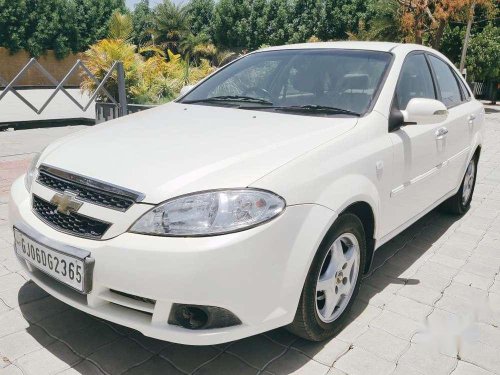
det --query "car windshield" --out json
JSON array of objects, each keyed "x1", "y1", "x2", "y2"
[{"x1": 179, "y1": 49, "x2": 392, "y2": 116}]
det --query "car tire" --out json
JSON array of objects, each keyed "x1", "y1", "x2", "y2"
[
  {"x1": 287, "y1": 213, "x2": 366, "y2": 341},
  {"x1": 440, "y1": 156, "x2": 478, "y2": 215}
]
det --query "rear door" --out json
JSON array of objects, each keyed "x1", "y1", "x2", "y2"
[{"x1": 426, "y1": 54, "x2": 482, "y2": 192}]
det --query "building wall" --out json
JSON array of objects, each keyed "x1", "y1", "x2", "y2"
[{"x1": 0, "y1": 48, "x2": 82, "y2": 87}]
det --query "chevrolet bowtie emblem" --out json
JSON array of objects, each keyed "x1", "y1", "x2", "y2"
[{"x1": 50, "y1": 191, "x2": 82, "y2": 215}]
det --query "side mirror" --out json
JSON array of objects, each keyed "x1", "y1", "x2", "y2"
[
  {"x1": 179, "y1": 85, "x2": 195, "y2": 96},
  {"x1": 401, "y1": 98, "x2": 448, "y2": 125}
]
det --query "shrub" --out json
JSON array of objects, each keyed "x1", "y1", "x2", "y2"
[{"x1": 81, "y1": 39, "x2": 215, "y2": 104}]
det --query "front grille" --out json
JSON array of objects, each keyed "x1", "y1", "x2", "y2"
[
  {"x1": 37, "y1": 169, "x2": 135, "y2": 211},
  {"x1": 32, "y1": 195, "x2": 111, "y2": 239}
]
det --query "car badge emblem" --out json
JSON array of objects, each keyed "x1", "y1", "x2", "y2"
[{"x1": 50, "y1": 191, "x2": 82, "y2": 215}]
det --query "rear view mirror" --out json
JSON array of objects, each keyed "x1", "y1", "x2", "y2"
[{"x1": 401, "y1": 98, "x2": 448, "y2": 125}]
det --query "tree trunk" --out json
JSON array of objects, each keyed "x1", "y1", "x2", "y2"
[{"x1": 432, "y1": 19, "x2": 446, "y2": 49}]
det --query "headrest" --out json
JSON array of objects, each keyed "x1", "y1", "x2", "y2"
[
  {"x1": 341, "y1": 73, "x2": 369, "y2": 92},
  {"x1": 291, "y1": 70, "x2": 317, "y2": 93}
]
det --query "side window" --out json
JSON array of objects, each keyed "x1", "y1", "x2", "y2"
[
  {"x1": 457, "y1": 75, "x2": 471, "y2": 100},
  {"x1": 396, "y1": 54, "x2": 436, "y2": 110},
  {"x1": 428, "y1": 55, "x2": 462, "y2": 107}
]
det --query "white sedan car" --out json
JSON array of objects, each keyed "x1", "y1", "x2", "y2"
[{"x1": 9, "y1": 42, "x2": 483, "y2": 344}]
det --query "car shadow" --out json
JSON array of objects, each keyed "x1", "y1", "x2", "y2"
[{"x1": 17, "y1": 208, "x2": 462, "y2": 374}]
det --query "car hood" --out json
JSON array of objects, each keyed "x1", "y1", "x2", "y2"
[{"x1": 41, "y1": 103, "x2": 357, "y2": 203}]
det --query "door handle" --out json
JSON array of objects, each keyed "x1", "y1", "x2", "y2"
[
  {"x1": 435, "y1": 127, "x2": 448, "y2": 140},
  {"x1": 468, "y1": 114, "x2": 476, "y2": 127}
]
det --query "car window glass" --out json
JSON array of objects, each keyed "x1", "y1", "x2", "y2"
[
  {"x1": 277, "y1": 54, "x2": 388, "y2": 113},
  {"x1": 457, "y1": 75, "x2": 471, "y2": 100},
  {"x1": 428, "y1": 55, "x2": 462, "y2": 107},
  {"x1": 396, "y1": 54, "x2": 435, "y2": 110},
  {"x1": 210, "y1": 60, "x2": 281, "y2": 97},
  {"x1": 181, "y1": 50, "x2": 392, "y2": 115}
]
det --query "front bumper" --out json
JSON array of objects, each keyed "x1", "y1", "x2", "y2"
[{"x1": 9, "y1": 176, "x2": 336, "y2": 344}]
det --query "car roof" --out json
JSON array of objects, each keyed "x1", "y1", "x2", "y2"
[
  {"x1": 257, "y1": 41, "x2": 441, "y2": 55},
  {"x1": 259, "y1": 41, "x2": 398, "y2": 52}
]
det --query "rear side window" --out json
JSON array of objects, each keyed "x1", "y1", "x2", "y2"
[
  {"x1": 396, "y1": 54, "x2": 435, "y2": 110},
  {"x1": 457, "y1": 75, "x2": 471, "y2": 100},
  {"x1": 428, "y1": 55, "x2": 462, "y2": 107}
]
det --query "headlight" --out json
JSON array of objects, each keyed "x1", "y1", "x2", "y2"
[
  {"x1": 24, "y1": 151, "x2": 42, "y2": 192},
  {"x1": 129, "y1": 189, "x2": 285, "y2": 236}
]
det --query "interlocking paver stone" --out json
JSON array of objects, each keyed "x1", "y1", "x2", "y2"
[
  {"x1": 58, "y1": 360, "x2": 106, "y2": 375},
  {"x1": 353, "y1": 327, "x2": 408, "y2": 362},
  {"x1": 398, "y1": 343, "x2": 457, "y2": 375},
  {"x1": 226, "y1": 335, "x2": 285, "y2": 368},
  {"x1": 292, "y1": 338, "x2": 350, "y2": 367},
  {"x1": 0, "y1": 108, "x2": 499, "y2": 374},
  {"x1": 194, "y1": 353, "x2": 257, "y2": 375},
  {"x1": 15, "y1": 341, "x2": 81, "y2": 374},
  {"x1": 87, "y1": 337, "x2": 151, "y2": 374},
  {"x1": 370, "y1": 309, "x2": 423, "y2": 341},
  {"x1": 0, "y1": 325, "x2": 55, "y2": 361},
  {"x1": 451, "y1": 361, "x2": 495, "y2": 375},
  {"x1": 122, "y1": 355, "x2": 183, "y2": 375},
  {"x1": 265, "y1": 349, "x2": 330, "y2": 375},
  {"x1": 160, "y1": 344, "x2": 221, "y2": 373},
  {"x1": 333, "y1": 347, "x2": 395, "y2": 375}
]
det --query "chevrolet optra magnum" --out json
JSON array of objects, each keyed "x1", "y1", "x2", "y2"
[{"x1": 9, "y1": 42, "x2": 484, "y2": 344}]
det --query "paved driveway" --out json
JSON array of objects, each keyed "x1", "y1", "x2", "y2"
[{"x1": 1, "y1": 107, "x2": 500, "y2": 375}]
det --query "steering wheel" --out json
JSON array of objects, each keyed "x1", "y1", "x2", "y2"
[{"x1": 242, "y1": 87, "x2": 274, "y2": 102}]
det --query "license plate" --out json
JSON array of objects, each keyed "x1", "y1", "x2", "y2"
[{"x1": 14, "y1": 228, "x2": 90, "y2": 293}]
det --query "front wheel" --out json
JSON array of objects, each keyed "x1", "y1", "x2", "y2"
[
  {"x1": 287, "y1": 213, "x2": 366, "y2": 341},
  {"x1": 441, "y1": 156, "x2": 478, "y2": 215}
]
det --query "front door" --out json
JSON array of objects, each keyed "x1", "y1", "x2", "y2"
[{"x1": 383, "y1": 52, "x2": 448, "y2": 235}]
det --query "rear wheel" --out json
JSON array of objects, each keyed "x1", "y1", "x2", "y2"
[
  {"x1": 441, "y1": 156, "x2": 477, "y2": 215},
  {"x1": 288, "y1": 214, "x2": 366, "y2": 341}
]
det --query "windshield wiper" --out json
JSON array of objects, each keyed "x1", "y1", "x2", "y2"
[
  {"x1": 183, "y1": 95, "x2": 273, "y2": 105},
  {"x1": 275, "y1": 105, "x2": 360, "y2": 116},
  {"x1": 240, "y1": 104, "x2": 361, "y2": 116}
]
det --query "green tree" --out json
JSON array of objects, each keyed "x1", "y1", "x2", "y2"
[
  {"x1": 153, "y1": 0, "x2": 190, "y2": 51},
  {"x1": 74, "y1": 0, "x2": 126, "y2": 52},
  {"x1": 132, "y1": 0, "x2": 154, "y2": 46},
  {"x1": 247, "y1": 0, "x2": 269, "y2": 49},
  {"x1": 317, "y1": 0, "x2": 368, "y2": 41},
  {"x1": 348, "y1": 0, "x2": 404, "y2": 42},
  {"x1": 23, "y1": 0, "x2": 77, "y2": 58},
  {"x1": 0, "y1": 0, "x2": 30, "y2": 54},
  {"x1": 439, "y1": 25, "x2": 464, "y2": 64},
  {"x1": 466, "y1": 23, "x2": 499, "y2": 82},
  {"x1": 265, "y1": 0, "x2": 292, "y2": 46},
  {"x1": 186, "y1": 0, "x2": 215, "y2": 36},
  {"x1": 212, "y1": 0, "x2": 251, "y2": 48},
  {"x1": 288, "y1": 0, "x2": 322, "y2": 43}
]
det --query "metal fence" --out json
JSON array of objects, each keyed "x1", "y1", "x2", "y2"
[
  {"x1": 471, "y1": 82, "x2": 485, "y2": 98},
  {"x1": 95, "y1": 103, "x2": 156, "y2": 123},
  {"x1": 0, "y1": 58, "x2": 128, "y2": 125}
]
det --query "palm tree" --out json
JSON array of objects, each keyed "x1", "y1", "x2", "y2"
[
  {"x1": 153, "y1": 0, "x2": 190, "y2": 52},
  {"x1": 179, "y1": 32, "x2": 210, "y2": 60},
  {"x1": 108, "y1": 11, "x2": 134, "y2": 41}
]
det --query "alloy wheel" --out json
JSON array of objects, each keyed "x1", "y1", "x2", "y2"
[
  {"x1": 315, "y1": 233, "x2": 360, "y2": 323},
  {"x1": 462, "y1": 159, "x2": 476, "y2": 205}
]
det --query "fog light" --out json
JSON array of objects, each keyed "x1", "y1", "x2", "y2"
[
  {"x1": 176, "y1": 306, "x2": 208, "y2": 329},
  {"x1": 168, "y1": 304, "x2": 241, "y2": 330}
]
